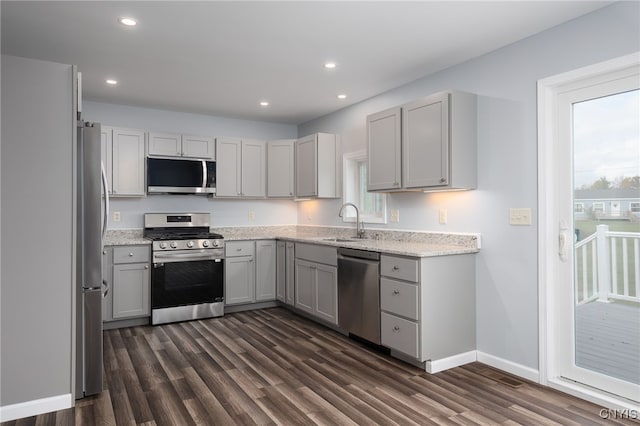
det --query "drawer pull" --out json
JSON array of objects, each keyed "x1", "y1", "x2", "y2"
[
  {"x1": 392, "y1": 266, "x2": 399, "y2": 271},
  {"x1": 129, "y1": 252, "x2": 134, "y2": 257},
  {"x1": 237, "y1": 248, "x2": 242, "y2": 252},
  {"x1": 393, "y1": 326, "x2": 400, "y2": 332},
  {"x1": 393, "y1": 290, "x2": 400, "y2": 295}
]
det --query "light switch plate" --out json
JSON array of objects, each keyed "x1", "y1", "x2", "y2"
[
  {"x1": 509, "y1": 208, "x2": 531, "y2": 226},
  {"x1": 439, "y1": 209, "x2": 448, "y2": 224}
]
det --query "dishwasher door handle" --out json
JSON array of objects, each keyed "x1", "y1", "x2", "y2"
[{"x1": 337, "y1": 255, "x2": 380, "y2": 266}]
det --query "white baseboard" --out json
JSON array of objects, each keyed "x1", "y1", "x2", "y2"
[
  {"x1": 0, "y1": 393, "x2": 72, "y2": 422},
  {"x1": 426, "y1": 350, "x2": 477, "y2": 374},
  {"x1": 477, "y1": 351, "x2": 540, "y2": 382}
]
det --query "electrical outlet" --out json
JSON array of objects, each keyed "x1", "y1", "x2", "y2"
[
  {"x1": 439, "y1": 209, "x2": 448, "y2": 224},
  {"x1": 113, "y1": 211, "x2": 121, "y2": 222},
  {"x1": 390, "y1": 209, "x2": 400, "y2": 223},
  {"x1": 248, "y1": 211, "x2": 255, "y2": 221},
  {"x1": 509, "y1": 208, "x2": 531, "y2": 225}
]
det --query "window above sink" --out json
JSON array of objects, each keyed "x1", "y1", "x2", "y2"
[{"x1": 343, "y1": 150, "x2": 387, "y2": 224}]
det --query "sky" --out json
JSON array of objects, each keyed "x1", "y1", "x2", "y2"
[{"x1": 573, "y1": 89, "x2": 640, "y2": 189}]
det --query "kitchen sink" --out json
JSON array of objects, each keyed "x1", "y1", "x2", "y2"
[{"x1": 321, "y1": 237, "x2": 361, "y2": 242}]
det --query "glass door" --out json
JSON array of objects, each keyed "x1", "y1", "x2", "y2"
[{"x1": 558, "y1": 78, "x2": 640, "y2": 402}]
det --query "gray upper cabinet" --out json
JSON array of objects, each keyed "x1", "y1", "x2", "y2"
[
  {"x1": 111, "y1": 127, "x2": 146, "y2": 196},
  {"x1": 216, "y1": 137, "x2": 266, "y2": 198},
  {"x1": 148, "y1": 132, "x2": 215, "y2": 159},
  {"x1": 295, "y1": 133, "x2": 340, "y2": 198},
  {"x1": 367, "y1": 107, "x2": 402, "y2": 191},
  {"x1": 241, "y1": 139, "x2": 267, "y2": 197},
  {"x1": 267, "y1": 139, "x2": 295, "y2": 198},
  {"x1": 148, "y1": 132, "x2": 181, "y2": 157},
  {"x1": 403, "y1": 93, "x2": 449, "y2": 188},
  {"x1": 367, "y1": 91, "x2": 477, "y2": 192},
  {"x1": 182, "y1": 134, "x2": 216, "y2": 159}
]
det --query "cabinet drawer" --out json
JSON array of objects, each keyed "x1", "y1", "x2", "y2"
[
  {"x1": 113, "y1": 246, "x2": 150, "y2": 264},
  {"x1": 381, "y1": 255, "x2": 419, "y2": 282},
  {"x1": 225, "y1": 241, "x2": 255, "y2": 257},
  {"x1": 381, "y1": 312, "x2": 419, "y2": 358},
  {"x1": 380, "y1": 278, "x2": 419, "y2": 320},
  {"x1": 295, "y1": 243, "x2": 337, "y2": 266}
]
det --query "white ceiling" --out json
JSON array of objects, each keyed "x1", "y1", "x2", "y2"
[{"x1": 2, "y1": 1, "x2": 611, "y2": 125}]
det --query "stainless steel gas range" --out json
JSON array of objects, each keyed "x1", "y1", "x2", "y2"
[{"x1": 144, "y1": 213, "x2": 224, "y2": 325}]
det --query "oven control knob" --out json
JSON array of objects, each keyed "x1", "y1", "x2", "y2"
[
  {"x1": 159, "y1": 242, "x2": 168, "y2": 249},
  {"x1": 212, "y1": 240, "x2": 220, "y2": 247},
  {"x1": 202, "y1": 240, "x2": 210, "y2": 247},
  {"x1": 170, "y1": 242, "x2": 177, "y2": 249},
  {"x1": 187, "y1": 241, "x2": 195, "y2": 248}
]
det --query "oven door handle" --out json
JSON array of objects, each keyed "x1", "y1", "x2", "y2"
[{"x1": 153, "y1": 252, "x2": 223, "y2": 263}]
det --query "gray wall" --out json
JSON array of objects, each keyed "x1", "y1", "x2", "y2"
[
  {"x1": 83, "y1": 101, "x2": 299, "y2": 229},
  {"x1": 1, "y1": 56, "x2": 74, "y2": 405},
  {"x1": 298, "y1": 2, "x2": 640, "y2": 370}
]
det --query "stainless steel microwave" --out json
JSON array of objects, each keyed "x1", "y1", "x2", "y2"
[{"x1": 147, "y1": 157, "x2": 216, "y2": 194}]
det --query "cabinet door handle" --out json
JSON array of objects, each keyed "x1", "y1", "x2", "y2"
[
  {"x1": 394, "y1": 182, "x2": 399, "y2": 187},
  {"x1": 440, "y1": 177, "x2": 446, "y2": 183},
  {"x1": 103, "y1": 250, "x2": 107, "y2": 255},
  {"x1": 129, "y1": 252, "x2": 134, "y2": 257},
  {"x1": 393, "y1": 326, "x2": 400, "y2": 332},
  {"x1": 393, "y1": 290, "x2": 400, "y2": 295},
  {"x1": 392, "y1": 266, "x2": 399, "y2": 271},
  {"x1": 236, "y1": 248, "x2": 242, "y2": 252},
  {"x1": 249, "y1": 259, "x2": 254, "y2": 263},
  {"x1": 144, "y1": 265, "x2": 149, "y2": 269}
]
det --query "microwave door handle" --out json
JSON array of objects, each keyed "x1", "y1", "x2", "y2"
[{"x1": 202, "y1": 160, "x2": 207, "y2": 190}]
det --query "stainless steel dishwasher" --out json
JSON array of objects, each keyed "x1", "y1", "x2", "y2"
[{"x1": 337, "y1": 247, "x2": 381, "y2": 345}]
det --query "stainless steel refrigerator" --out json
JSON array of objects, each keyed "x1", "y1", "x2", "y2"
[{"x1": 74, "y1": 119, "x2": 107, "y2": 398}]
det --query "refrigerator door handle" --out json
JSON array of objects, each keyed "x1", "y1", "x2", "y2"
[
  {"x1": 102, "y1": 279, "x2": 109, "y2": 298},
  {"x1": 101, "y1": 162, "x2": 109, "y2": 243}
]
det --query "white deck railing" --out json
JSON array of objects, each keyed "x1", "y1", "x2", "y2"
[{"x1": 575, "y1": 224, "x2": 640, "y2": 305}]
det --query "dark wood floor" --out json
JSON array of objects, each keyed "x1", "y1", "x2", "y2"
[{"x1": 4, "y1": 307, "x2": 638, "y2": 425}]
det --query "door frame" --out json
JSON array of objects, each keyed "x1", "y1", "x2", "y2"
[{"x1": 537, "y1": 51, "x2": 640, "y2": 409}]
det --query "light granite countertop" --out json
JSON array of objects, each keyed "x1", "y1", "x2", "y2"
[{"x1": 105, "y1": 226, "x2": 480, "y2": 258}]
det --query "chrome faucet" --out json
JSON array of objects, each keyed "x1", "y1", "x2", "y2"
[{"x1": 338, "y1": 202, "x2": 365, "y2": 239}]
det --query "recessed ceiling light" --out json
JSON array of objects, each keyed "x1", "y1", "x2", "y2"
[
  {"x1": 337, "y1": 94, "x2": 347, "y2": 99},
  {"x1": 324, "y1": 62, "x2": 337, "y2": 69},
  {"x1": 118, "y1": 17, "x2": 137, "y2": 26},
  {"x1": 105, "y1": 79, "x2": 118, "y2": 85},
  {"x1": 259, "y1": 101, "x2": 270, "y2": 107}
]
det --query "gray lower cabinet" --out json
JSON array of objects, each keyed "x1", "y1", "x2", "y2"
[
  {"x1": 285, "y1": 242, "x2": 295, "y2": 306},
  {"x1": 225, "y1": 255, "x2": 255, "y2": 305},
  {"x1": 225, "y1": 240, "x2": 276, "y2": 306},
  {"x1": 380, "y1": 253, "x2": 475, "y2": 364},
  {"x1": 256, "y1": 240, "x2": 276, "y2": 301},
  {"x1": 103, "y1": 245, "x2": 150, "y2": 322},
  {"x1": 294, "y1": 243, "x2": 338, "y2": 325},
  {"x1": 276, "y1": 241, "x2": 286, "y2": 302},
  {"x1": 276, "y1": 240, "x2": 295, "y2": 305}
]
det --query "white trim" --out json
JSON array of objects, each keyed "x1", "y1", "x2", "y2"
[
  {"x1": 426, "y1": 350, "x2": 477, "y2": 374},
  {"x1": 0, "y1": 394, "x2": 73, "y2": 422},
  {"x1": 538, "y1": 52, "x2": 640, "y2": 398},
  {"x1": 547, "y1": 378, "x2": 640, "y2": 411},
  {"x1": 477, "y1": 351, "x2": 540, "y2": 383}
]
